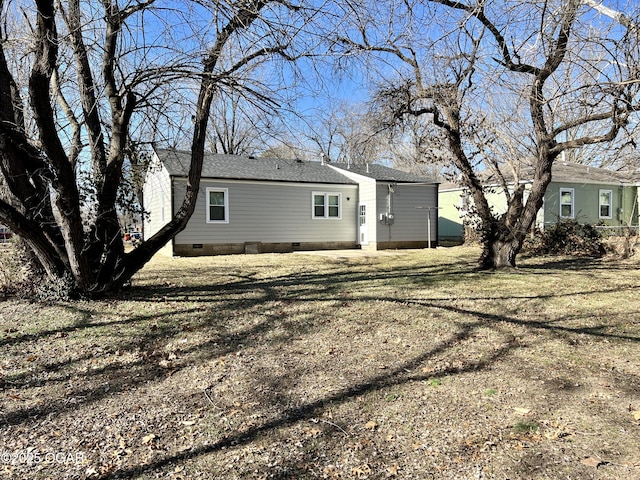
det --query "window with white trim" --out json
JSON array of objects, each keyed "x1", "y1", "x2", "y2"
[
  {"x1": 312, "y1": 192, "x2": 341, "y2": 219},
  {"x1": 599, "y1": 189, "x2": 612, "y2": 219},
  {"x1": 559, "y1": 188, "x2": 574, "y2": 219},
  {"x1": 206, "y1": 188, "x2": 229, "y2": 223}
]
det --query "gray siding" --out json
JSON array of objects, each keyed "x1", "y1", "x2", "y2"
[
  {"x1": 376, "y1": 183, "x2": 438, "y2": 244},
  {"x1": 173, "y1": 179, "x2": 358, "y2": 245}
]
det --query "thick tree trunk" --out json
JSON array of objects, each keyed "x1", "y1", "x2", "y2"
[{"x1": 479, "y1": 236, "x2": 522, "y2": 269}]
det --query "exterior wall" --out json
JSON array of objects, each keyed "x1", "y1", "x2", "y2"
[
  {"x1": 542, "y1": 182, "x2": 636, "y2": 228},
  {"x1": 172, "y1": 178, "x2": 359, "y2": 252},
  {"x1": 326, "y1": 167, "x2": 377, "y2": 246},
  {"x1": 439, "y1": 184, "x2": 533, "y2": 241},
  {"x1": 174, "y1": 240, "x2": 357, "y2": 256},
  {"x1": 142, "y1": 156, "x2": 173, "y2": 255},
  {"x1": 438, "y1": 189, "x2": 465, "y2": 241},
  {"x1": 439, "y1": 180, "x2": 640, "y2": 242},
  {"x1": 375, "y1": 183, "x2": 438, "y2": 248}
]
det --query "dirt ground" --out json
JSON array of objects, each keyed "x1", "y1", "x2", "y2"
[{"x1": 1, "y1": 246, "x2": 639, "y2": 479}]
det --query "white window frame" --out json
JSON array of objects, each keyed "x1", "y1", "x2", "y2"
[
  {"x1": 206, "y1": 187, "x2": 229, "y2": 224},
  {"x1": 312, "y1": 192, "x2": 342, "y2": 219},
  {"x1": 599, "y1": 189, "x2": 613, "y2": 219},
  {"x1": 559, "y1": 188, "x2": 574, "y2": 219}
]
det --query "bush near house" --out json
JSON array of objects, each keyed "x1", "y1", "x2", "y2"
[{"x1": 525, "y1": 220, "x2": 605, "y2": 258}]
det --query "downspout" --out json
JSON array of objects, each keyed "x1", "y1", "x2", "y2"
[
  {"x1": 434, "y1": 185, "x2": 440, "y2": 247},
  {"x1": 636, "y1": 184, "x2": 640, "y2": 229},
  {"x1": 387, "y1": 184, "x2": 394, "y2": 243},
  {"x1": 620, "y1": 186, "x2": 625, "y2": 226},
  {"x1": 171, "y1": 175, "x2": 176, "y2": 256}
]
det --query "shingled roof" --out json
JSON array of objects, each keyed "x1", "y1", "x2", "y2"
[
  {"x1": 155, "y1": 149, "x2": 438, "y2": 185},
  {"x1": 155, "y1": 149, "x2": 357, "y2": 185},
  {"x1": 440, "y1": 161, "x2": 633, "y2": 190},
  {"x1": 329, "y1": 163, "x2": 437, "y2": 183}
]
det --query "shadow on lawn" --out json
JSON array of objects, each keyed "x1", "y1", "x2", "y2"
[
  {"x1": 518, "y1": 255, "x2": 636, "y2": 272},
  {"x1": 96, "y1": 317, "x2": 521, "y2": 479},
  {"x1": 123, "y1": 257, "x2": 481, "y2": 303},
  {"x1": 2, "y1": 254, "x2": 638, "y2": 479},
  {"x1": 95, "y1": 299, "x2": 640, "y2": 479},
  {"x1": 84, "y1": 261, "x2": 638, "y2": 477}
]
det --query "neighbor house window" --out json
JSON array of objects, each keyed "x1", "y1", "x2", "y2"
[
  {"x1": 599, "y1": 189, "x2": 612, "y2": 219},
  {"x1": 559, "y1": 188, "x2": 574, "y2": 219},
  {"x1": 312, "y1": 192, "x2": 341, "y2": 219},
  {"x1": 206, "y1": 188, "x2": 229, "y2": 223}
]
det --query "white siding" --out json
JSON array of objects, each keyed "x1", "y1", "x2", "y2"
[
  {"x1": 173, "y1": 179, "x2": 358, "y2": 245},
  {"x1": 143, "y1": 155, "x2": 172, "y2": 243},
  {"x1": 376, "y1": 183, "x2": 438, "y2": 243},
  {"x1": 326, "y1": 167, "x2": 377, "y2": 244}
]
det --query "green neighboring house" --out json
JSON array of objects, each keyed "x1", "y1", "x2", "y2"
[{"x1": 439, "y1": 162, "x2": 640, "y2": 243}]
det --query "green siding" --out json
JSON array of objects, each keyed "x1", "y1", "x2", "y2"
[
  {"x1": 543, "y1": 182, "x2": 637, "y2": 227},
  {"x1": 438, "y1": 189, "x2": 464, "y2": 240},
  {"x1": 438, "y1": 181, "x2": 638, "y2": 242}
]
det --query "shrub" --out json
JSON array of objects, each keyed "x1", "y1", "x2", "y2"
[
  {"x1": 526, "y1": 220, "x2": 605, "y2": 257},
  {"x1": 0, "y1": 239, "x2": 81, "y2": 301}
]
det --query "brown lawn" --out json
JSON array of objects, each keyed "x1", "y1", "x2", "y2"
[{"x1": 1, "y1": 246, "x2": 639, "y2": 479}]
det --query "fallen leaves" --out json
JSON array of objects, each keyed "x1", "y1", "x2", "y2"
[
  {"x1": 303, "y1": 426, "x2": 322, "y2": 438},
  {"x1": 513, "y1": 407, "x2": 531, "y2": 415},
  {"x1": 351, "y1": 464, "x2": 372, "y2": 478},
  {"x1": 581, "y1": 456, "x2": 607, "y2": 468},
  {"x1": 363, "y1": 421, "x2": 378, "y2": 431}
]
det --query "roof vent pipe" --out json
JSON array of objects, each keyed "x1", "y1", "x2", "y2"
[
  {"x1": 366, "y1": 163, "x2": 370, "y2": 173},
  {"x1": 321, "y1": 153, "x2": 326, "y2": 165}
]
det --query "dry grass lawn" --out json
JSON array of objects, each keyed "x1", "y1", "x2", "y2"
[{"x1": 1, "y1": 246, "x2": 639, "y2": 479}]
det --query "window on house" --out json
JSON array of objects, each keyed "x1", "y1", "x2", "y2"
[
  {"x1": 559, "y1": 188, "x2": 574, "y2": 219},
  {"x1": 599, "y1": 190, "x2": 612, "y2": 219},
  {"x1": 206, "y1": 188, "x2": 229, "y2": 223},
  {"x1": 312, "y1": 192, "x2": 341, "y2": 219}
]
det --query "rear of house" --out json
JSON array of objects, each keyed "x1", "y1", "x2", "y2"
[
  {"x1": 329, "y1": 163, "x2": 440, "y2": 250},
  {"x1": 143, "y1": 150, "x2": 439, "y2": 256}
]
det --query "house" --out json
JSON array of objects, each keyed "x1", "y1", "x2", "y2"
[
  {"x1": 439, "y1": 161, "x2": 640, "y2": 242},
  {"x1": 143, "y1": 149, "x2": 439, "y2": 256}
]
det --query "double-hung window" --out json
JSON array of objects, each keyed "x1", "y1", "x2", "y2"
[
  {"x1": 312, "y1": 192, "x2": 341, "y2": 219},
  {"x1": 599, "y1": 189, "x2": 612, "y2": 219},
  {"x1": 206, "y1": 188, "x2": 229, "y2": 223},
  {"x1": 559, "y1": 188, "x2": 574, "y2": 219}
]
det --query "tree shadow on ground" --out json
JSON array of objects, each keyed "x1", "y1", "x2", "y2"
[
  {"x1": 2, "y1": 252, "x2": 638, "y2": 479},
  {"x1": 94, "y1": 317, "x2": 520, "y2": 479}
]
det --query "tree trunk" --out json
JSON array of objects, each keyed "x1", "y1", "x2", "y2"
[{"x1": 479, "y1": 236, "x2": 522, "y2": 270}]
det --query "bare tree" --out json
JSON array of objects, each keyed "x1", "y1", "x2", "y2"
[
  {"x1": 299, "y1": 100, "x2": 385, "y2": 164},
  {"x1": 0, "y1": 0, "x2": 318, "y2": 296},
  {"x1": 337, "y1": 0, "x2": 640, "y2": 268},
  {"x1": 207, "y1": 88, "x2": 285, "y2": 155}
]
